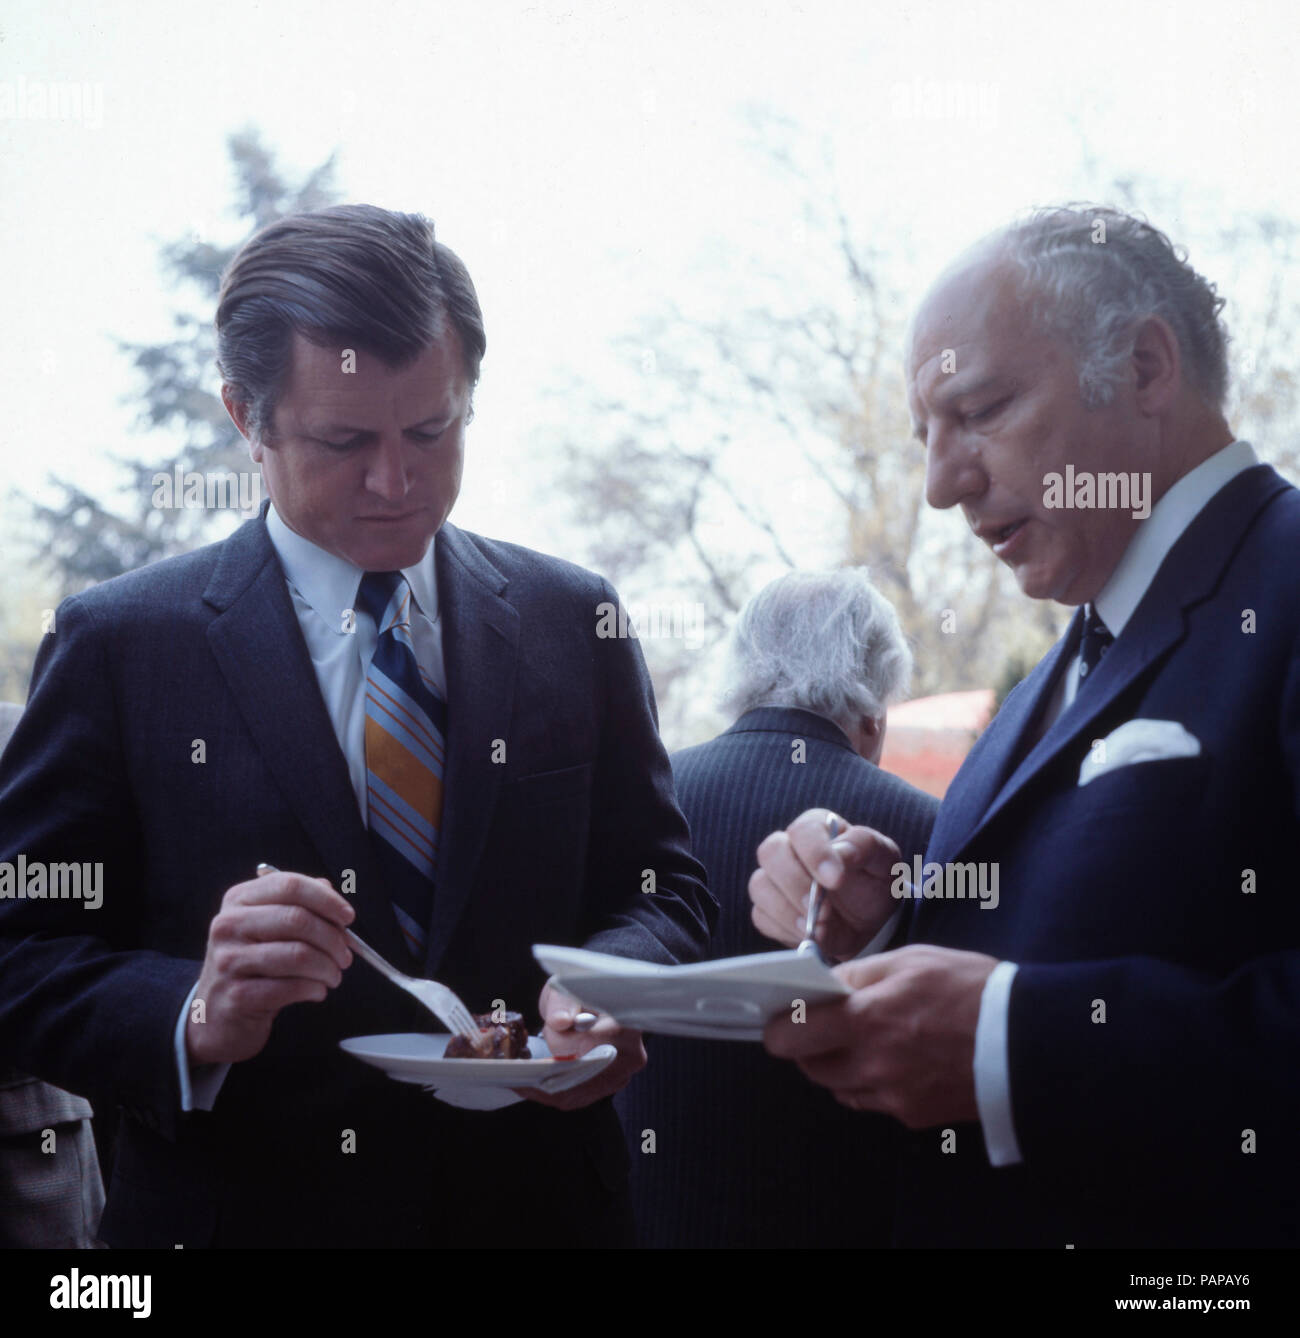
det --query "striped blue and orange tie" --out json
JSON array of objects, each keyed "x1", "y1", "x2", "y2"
[{"x1": 356, "y1": 570, "x2": 447, "y2": 960}]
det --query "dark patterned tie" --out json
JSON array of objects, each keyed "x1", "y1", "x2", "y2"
[
  {"x1": 356, "y1": 571, "x2": 447, "y2": 960},
  {"x1": 1078, "y1": 604, "x2": 1114, "y2": 684}
]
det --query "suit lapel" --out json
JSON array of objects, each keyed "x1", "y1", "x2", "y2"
[
  {"x1": 201, "y1": 512, "x2": 408, "y2": 965},
  {"x1": 425, "y1": 524, "x2": 520, "y2": 977},
  {"x1": 966, "y1": 599, "x2": 1184, "y2": 846},
  {"x1": 933, "y1": 463, "x2": 1291, "y2": 863},
  {"x1": 926, "y1": 619, "x2": 1079, "y2": 866}
]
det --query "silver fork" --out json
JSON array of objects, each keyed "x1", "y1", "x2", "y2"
[
  {"x1": 797, "y1": 812, "x2": 843, "y2": 961},
  {"x1": 255, "y1": 863, "x2": 485, "y2": 1050}
]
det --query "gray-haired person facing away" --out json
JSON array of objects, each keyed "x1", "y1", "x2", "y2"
[
  {"x1": 719, "y1": 566, "x2": 915, "y2": 765},
  {"x1": 616, "y1": 568, "x2": 939, "y2": 1248}
]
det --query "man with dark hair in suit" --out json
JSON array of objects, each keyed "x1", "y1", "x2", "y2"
[
  {"x1": 751, "y1": 206, "x2": 1300, "y2": 1247},
  {"x1": 618, "y1": 568, "x2": 938, "y2": 1247},
  {"x1": 0, "y1": 205, "x2": 712, "y2": 1248}
]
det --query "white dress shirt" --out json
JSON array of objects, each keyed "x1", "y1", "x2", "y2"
[
  {"x1": 175, "y1": 505, "x2": 447, "y2": 1111},
  {"x1": 975, "y1": 439, "x2": 1258, "y2": 1165}
]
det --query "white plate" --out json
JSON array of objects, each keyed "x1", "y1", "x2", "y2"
[
  {"x1": 339, "y1": 1032, "x2": 618, "y2": 1110},
  {"x1": 532, "y1": 945, "x2": 851, "y2": 1041}
]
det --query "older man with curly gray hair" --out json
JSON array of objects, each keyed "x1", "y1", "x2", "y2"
[{"x1": 753, "y1": 204, "x2": 1300, "y2": 1249}]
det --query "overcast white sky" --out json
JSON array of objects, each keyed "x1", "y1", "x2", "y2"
[{"x1": 2, "y1": 0, "x2": 1298, "y2": 562}]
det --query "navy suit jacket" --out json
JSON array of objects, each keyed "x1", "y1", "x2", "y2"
[
  {"x1": 616, "y1": 707, "x2": 939, "y2": 1247},
  {"x1": 0, "y1": 701, "x2": 104, "y2": 1246},
  {"x1": 895, "y1": 462, "x2": 1300, "y2": 1247},
  {"x1": 0, "y1": 508, "x2": 713, "y2": 1247}
]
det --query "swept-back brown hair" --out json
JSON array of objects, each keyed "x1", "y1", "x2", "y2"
[{"x1": 215, "y1": 204, "x2": 486, "y2": 443}]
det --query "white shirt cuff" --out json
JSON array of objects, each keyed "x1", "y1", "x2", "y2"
[
  {"x1": 175, "y1": 980, "x2": 230, "y2": 1112},
  {"x1": 974, "y1": 959, "x2": 1022, "y2": 1166}
]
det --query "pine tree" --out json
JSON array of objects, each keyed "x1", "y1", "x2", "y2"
[{"x1": 29, "y1": 128, "x2": 339, "y2": 593}]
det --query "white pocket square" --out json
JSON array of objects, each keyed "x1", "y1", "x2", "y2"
[{"x1": 1077, "y1": 719, "x2": 1201, "y2": 786}]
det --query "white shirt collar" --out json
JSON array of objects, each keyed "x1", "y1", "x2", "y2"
[
  {"x1": 265, "y1": 504, "x2": 440, "y2": 633},
  {"x1": 1092, "y1": 439, "x2": 1258, "y2": 637}
]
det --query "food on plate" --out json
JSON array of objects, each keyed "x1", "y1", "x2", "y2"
[{"x1": 444, "y1": 1011, "x2": 532, "y2": 1059}]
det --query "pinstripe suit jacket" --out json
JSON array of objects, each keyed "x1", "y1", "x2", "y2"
[
  {"x1": 0, "y1": 514, "x2": 712, "y2": 1247},
  {"x1": 615, "y1": 707, "x2": 939, "y2": 1247}
]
